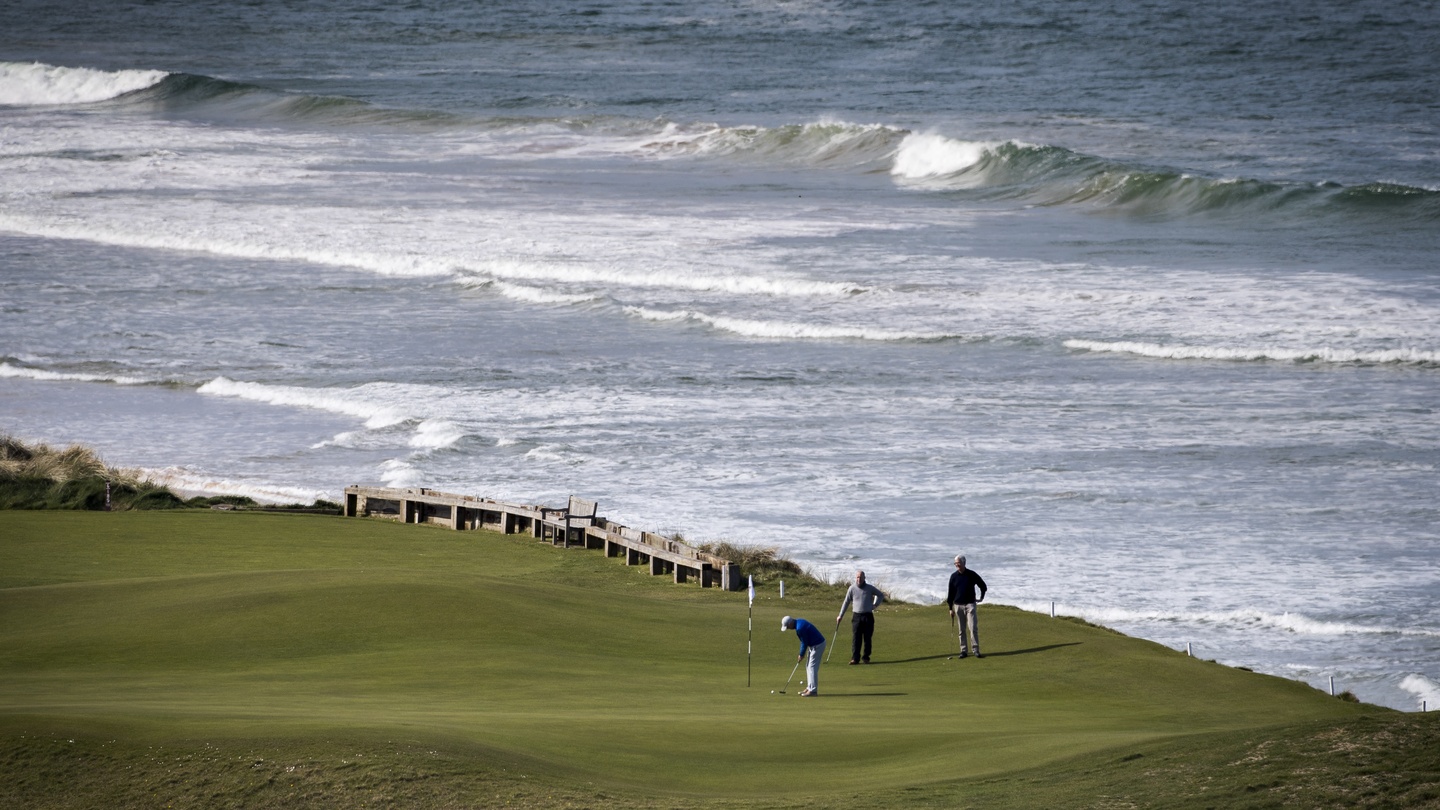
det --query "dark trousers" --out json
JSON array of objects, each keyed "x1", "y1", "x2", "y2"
[{"x1": 850, "y1": 612, "x2": 875, "y2": 661}]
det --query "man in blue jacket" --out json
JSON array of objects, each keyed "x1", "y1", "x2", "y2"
[{"x1": 781, "y1": 616, "x2": 826, "y2": 697}]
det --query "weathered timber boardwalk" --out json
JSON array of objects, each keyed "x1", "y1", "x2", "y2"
[{"x1": 343, "y1": 485, "x2": 743, "y2": 590}]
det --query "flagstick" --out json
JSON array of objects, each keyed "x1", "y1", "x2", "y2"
[{"x1": 746, "y1": 575, "x2": 755, "y2": 687}]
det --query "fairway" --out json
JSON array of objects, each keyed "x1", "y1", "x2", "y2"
[{"x1": 0, "y1": 510, "x2": 1423, "y2": 808}]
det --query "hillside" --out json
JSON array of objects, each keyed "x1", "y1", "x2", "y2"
[{"x1": 1, "y1": 510, "x2": 1435, "y2": 808}]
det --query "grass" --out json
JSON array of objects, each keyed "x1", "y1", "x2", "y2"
[
  {"x1": 1, "y1": 510, "x2": 1436, "y2": 809},
  {"x1": 0, "y1": 434, "x2": 337, "y2": 512}
]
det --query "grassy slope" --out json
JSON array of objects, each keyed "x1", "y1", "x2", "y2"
[{"x1": 1, "y1": 511, "x2": 1435, "y2": 809}]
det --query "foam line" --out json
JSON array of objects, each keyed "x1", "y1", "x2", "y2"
[
  {"x1": 197, "y1": 377, "x2": 414, "y2": 428},
  {"x1": 625, "y1": 306, "x2": 960, "y2": 341},
  {"x1": 0, "y1": 362, "x2": 151, "y2": 386},
  {"x1": 1064, "y1": 339, "x2": 1440, "y2": 365},
  {"x1": 487, "y1": 281, "x2": 604, "y2": 306},
  {"x1": 0, "y1": 215, "x2": 862, "y2": 299},
  {"x1": 461, "y1": 260, "x2": 862, "y2": 297},
  {"x1": 140, "y1": 467, "x2": 328, "y2": 505},
  {"x1": 1019, "y1": 602, "x2": 1440, "y2": 637}
]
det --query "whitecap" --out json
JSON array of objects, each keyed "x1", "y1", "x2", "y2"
[
  {"x1": 0, "y1": 61, "x2": 168, "y2": 106},
  {"x1": 1064, "y1": 339, "x2": 1440, "y2": 365}
]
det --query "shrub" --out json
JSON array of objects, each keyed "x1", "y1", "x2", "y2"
[
  {"x1": 0, "y1": 434, "x2": 186, "y2": 511},
  {"x1": 697, "y1": 541, "x2": 805, "y2": 582}
]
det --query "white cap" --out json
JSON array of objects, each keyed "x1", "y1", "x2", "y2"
[{"x1": 781, "y1": 616, "x2": 793, "y2": 631}]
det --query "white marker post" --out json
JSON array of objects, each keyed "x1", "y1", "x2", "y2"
[
  {"x1": 779, "y1": 580, "x2": 785, "y2": 599},
  {"x1": 1185, "y1": 642, "x2": 1192, "y2": 657},
  {"x1": 1050, "y1": 601, "x2": 1055, "y2": 618},
  {"x1": 1329, "y1": 676, "x2": 1335, "y2": 696}
]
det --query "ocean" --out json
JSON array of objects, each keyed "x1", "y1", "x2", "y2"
[{"x1": 2, "y1": 0, "x2": 1437, "y2": 711}]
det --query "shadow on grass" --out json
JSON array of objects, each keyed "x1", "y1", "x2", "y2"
[
  {"x1": 867, "y1": 643, "x2": 1081, "y2": 665},
  {"x1": 978, "y1": 643, "x2": 1083, "y2": 657},
  {"x1": 865, "y1": 654, "x2": 953, "y2": 665}
]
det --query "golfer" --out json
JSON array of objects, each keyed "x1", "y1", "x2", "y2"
[
  {"x1": 946, "y1": 554, "x2": 987, "y2": 658},
  {"x1": 837, "y1": 569, "x2": 885, "y2": 664},
  {"x1": 781, "y1": 616, "x2": 826, "y2": 697}
]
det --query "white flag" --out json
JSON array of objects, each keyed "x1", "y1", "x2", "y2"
[{"x1": 748, "y1": 575, "x2": 754, "y2": 605}]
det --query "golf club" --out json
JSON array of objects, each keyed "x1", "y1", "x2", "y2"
[
  {"x1": 824, "y1": 617, "x2": 841, "y2": 663},
  {"x1": 772, "y1": 659, "x2": 801, "y2": 694}
]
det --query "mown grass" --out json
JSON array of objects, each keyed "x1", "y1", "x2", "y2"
[{"x1": 1, "y1": 510, "x2": 1435, "y2": 809}]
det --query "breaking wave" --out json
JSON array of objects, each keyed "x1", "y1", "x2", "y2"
[
  {"x1": 0, "y1": 361, "x2": 153, "y2": 386},
  {"x1": 625, "y1": 306, "x2": 963, "y2": 342},
  {"x1": 197, "y1": 377, "x2": 419, "y2": 429},
  {"x1": 891, "y1": 132, "x2": 1440, "y2": 223},
  {"x1": 1024, "y1": 603, "x2": 1440, "y2": 638},
  {"x1": 140, "y1": 466, "x2": 329, "y2": 505},
  {"x1": 1064, "y1": 339, "x2": 1440, "y2": 366},
  {"x1": 0, "y1": 62, "x2": 168, "y2": 106},
  {"x1": 1400, "y1": 674, "x2": 1440, "y2": 709},
  {"x1": 9, "y1": 60, "x2": 1435, "y2": 226}
]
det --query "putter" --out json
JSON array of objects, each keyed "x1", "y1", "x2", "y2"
[
  {"x1": 824, "y1": 617, "x2": 841, "y2": 663},
  {"x1": 772, "y1": 659, "x2": 801, "y2": 694}
]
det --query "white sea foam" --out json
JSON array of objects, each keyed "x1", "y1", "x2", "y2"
[
  {"x1": 0, "y1": 214, "x2": 455, "y2": 279},
  {"x1": 379, "y1": 459, "x2": 423, "y2": 488},
  {"x1": 1020, "y1": 603, "x2": 1440, "y2": 638},
  {"x1": 0, "y1": 362, "x2": 150, "y2": 386},
  {"x1": 0, "y1": 214, "x2": 859, "y2": 300},
  {"x1": 488, "y1": 281, "x2": 603, "y2": 305},
  {"x1": 1400, "y1": 674, "x2": 1440, "y2": 709},
  {"x1": 140, "y1": 466, "x2": 328, "y2": 505},
  {"x1": 197, "y1": 377, "x2": 414, "y2": 428},
  {"x1": 523, "y1": 444, "x2": 575, "y2": 464},
  {"x1": 409, "y1": 419, "x2": 466, "y2": 450},
  {"x1": 461, "y1": 260, "x2": 861, "y2": 297},
  {"x1": 624, "y1": 306, "x2": 958, "y2": 341},
  {"x1": 0, "y1": 62, "x2": 168, "y2": 106},
  {"x1": 890, "y1": 133, "x2": 999, "y2": 182},
  {"x1": 1064, "y1": 339, "x2": 1440, "y2": 365}
]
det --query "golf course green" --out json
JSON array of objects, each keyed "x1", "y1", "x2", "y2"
[{"x1": 2, "y1": 510, "x2": 1436, "y2": 808}]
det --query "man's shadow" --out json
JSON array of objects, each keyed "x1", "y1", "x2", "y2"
[{"x1": 868, "y1": 643, "x2": 1081, "y2": 664}]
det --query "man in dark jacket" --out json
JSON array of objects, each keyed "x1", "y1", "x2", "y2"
[{"x1": 946, "y1": 554, "x2": 987, "y2": 658}]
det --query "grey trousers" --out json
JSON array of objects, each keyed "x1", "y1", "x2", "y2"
[
  {"x1": 805, "y1": 643, "x2": 824, "y2": 691},
  {"x1": 956, "y1": 602, "x2": 980, "y2": 654}
]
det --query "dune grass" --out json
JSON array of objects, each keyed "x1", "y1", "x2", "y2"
[
  {"x1": 1, "y1": 510, "x2": 1435, "y2": 808},
  {"x1": 0, "y1": 434, "x2": 337, "y2": 512}
]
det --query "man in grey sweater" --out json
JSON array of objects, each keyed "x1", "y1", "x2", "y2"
[{"x1": 837, "y1": 569, "x2": 885, "y2": 664}]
